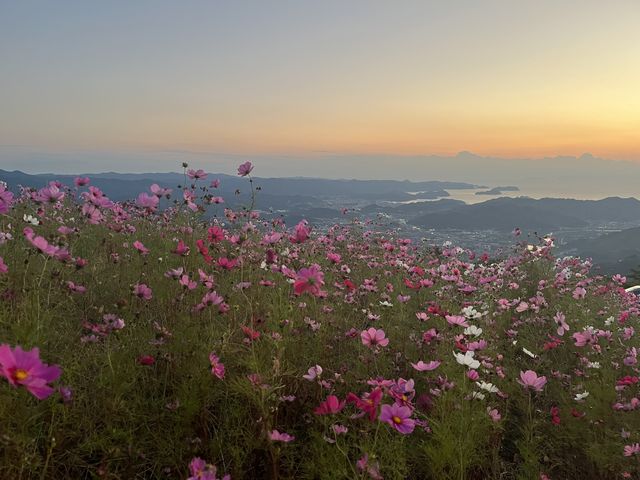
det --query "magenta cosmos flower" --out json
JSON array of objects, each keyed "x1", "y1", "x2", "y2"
[
  {"x1": 518, "y1": 370, "x2": 547, "y2": 392},
  {"x1": 209, "y1": 353, "x2": 225, "y2": 380},
  {"x1": 187, "y1": 457, "x2": 230, "y2": 480},
  {"x1": 269, "y1": 429, "x2": 295, "y2": 442},
  {"x1": 133, "y1": 283, "x2": 153, "y2": 301},
  {"x1": 379, "y1": 403, "x2": 415, "y2": 434},
  {"x1": 0, "y1": 344, "x2": 62, "y2": 399},
  {"x1": 361, "y1": 328, "x2": 389, "y2": 348},
  {"x1": 314, "y1": 395, "x2": 345, "y2": 415},
  {"x1": 237, "y1": 161, "x2": 253, "y2": 176}
]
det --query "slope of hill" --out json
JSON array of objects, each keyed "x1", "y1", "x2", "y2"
[
  {"x1": 562, "y1": 227, "x2": 640, "y2": 274},
  {"x1": 409, "y1": 197, "x2": 640, "y2": 232}
]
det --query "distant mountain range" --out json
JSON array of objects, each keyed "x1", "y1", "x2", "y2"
[
  {"x1": 0, "y1": 169, "x2": 476, "y2": 204},
  {"x1": 3, "y1": 168, "x2": 640, "y2": 275}
]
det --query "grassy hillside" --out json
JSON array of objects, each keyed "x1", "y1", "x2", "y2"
[{"x1": 0, "y1": 164, "x2": 639, "y2": 479}]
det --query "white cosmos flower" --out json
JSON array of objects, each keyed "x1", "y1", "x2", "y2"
[
  {"x1": 476, "y1": 381, "x2": 499, "y2": 393},
  {"x1": 522, "y1": 347, "x2": 537, "y2": 358},
  {"x1": 379, "y1": 301, "x2": 393, "y2": 307},
  {"x1": 471, "y1": 391, "x2": 486, "y2": 400},
  {"x1": 574, "y1": 391, "x2": 590, "y2": 401},
  {"x1": 302, "y1": 365, "x2": 323, "y2": 381},
  {"x1": 453, "y1": 350, "x2": 480, "y2": 369},
  {"x1": 464, "y1": 325, "x2": 483, "y2": 337},
  {"x1": 23, "y1": 214, "x2": 39, "y2": 225},
  {"x1": 462, "y1": 306, "x2": 482, "y2": 319}
]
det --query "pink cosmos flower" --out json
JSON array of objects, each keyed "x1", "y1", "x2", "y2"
[
  {"x1": 332, "y1": 424, "x2": 348, "y2": 435},
  {"x1": 133, "y1": 283, "x2": 153, "y2": 301},
  {"x1": 209, "y1": 353, "x2": 225, "y2": 379},
  {"x1": 136, "y1": 193, "x2": 159, "y2": 211},
  {"x1": 74, "y1": 177, "x2": 90, "y2": 187},
  {"x1": 0, "y1": 184, "x2": 14, "y2": 214},
  {"x1": 269, "y1": 430, "x2": 295, "y2": 442},
  {"x1": 187, "y1": 457, "x2": 230, "y2": 480},
  {"x1": 201, "y1": 291, "x2": 224, "y2": 307},
  {"x1": 623, "y1": 443, "x2": 640, "y2": 456},
  {"x1": 314, "y1": 395, "x2": 345, "y2": 415},
  {"x1": 411, "y1": 360, "x2": 441, "y2": 371},
  {"x1": 357, "y1": 454, "x2": 383, "y2": 480},
  {"x1": 187, "y1": 169, "x2": 208, "y2": 180},
  {"x1": 572, "y1": 287, "x2": 587, "y2": 299},
  {"x1": 293, "y1": 264, "x2": 325, "y2": 297},
  {"x1": 445, "y1": 315, "x2": 469, "y2": 327},
  {"x1": 57, "y1": 226, "x2": 75, "y2": 235},
  {"x1": 172, "y1": 239, "x2": 190, "y2": 256},
  {"x1": 0, "y1": 256, "x2": 7, "y2": 274},
  {"x1": 0, "y1": 344, "x2": 62, "y2": 399},
  {"x1": 327, "y1": 252, "x2": 341, "y2": 264},
  {"x1": 554, "y1": 311, "x2": 570, "y2": 336},
  {"x1": 36, "y1": 184, "x2": 65, "y2": 204},
  {"x1": 132, "y1": 240, "x2": 149, "y2": 255},
  {"x1": 518, "y1": 370, "x2": 547, "y2": 392},
  {"x1": 302, "y1": 364, "x2": 323, "y2": 381},
  {"x1": 487, "y1": 407, "x2": 501, "y2": 422},
  {"x1": 217, "y1": 257, "x2": 238, "y2": 270},
  {"x1": 66, "y1": 281, "x2": 86, "y2": 294},
  {"x1": 361, "y1": 328, "x2": 389, "y2": 348},
  {"x1": 237, "y1": 161, "x2": 253, "y2": 176},
  {"x1": 179, "y1": 275, "x2": 197, "y2": 290},
  {"x1": 208, "y1": 226, "x2": 226, "y2": 243},
  {"x1": 150, "y1": 183, "x2": 172, "y2": 197},
  {"x1": 289, "y1": 220, "x2": 311, "y2": 243},
  {"x1": 379, "y1": 403, "x2": 416, "y2": 434}
]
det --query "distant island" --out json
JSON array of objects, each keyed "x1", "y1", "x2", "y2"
[{"x1": 475, "y1": 186, "x2": 520, "y2": 195}]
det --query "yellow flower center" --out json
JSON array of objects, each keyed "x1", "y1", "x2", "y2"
[
  {"x1": 13, "y1": 369, "x2": 28, "y2": 381},
  {"x1": 392, "y1": 416, "x2": 402, "y2": 424}
]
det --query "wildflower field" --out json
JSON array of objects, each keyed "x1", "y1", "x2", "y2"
[{"x1": 0, "y1": 163, "x2": 639, "y2": 479}]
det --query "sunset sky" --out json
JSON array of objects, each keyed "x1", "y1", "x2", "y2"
[{"x1": 1, "y1": 1, "x2": 640, "y2": 173}]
